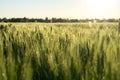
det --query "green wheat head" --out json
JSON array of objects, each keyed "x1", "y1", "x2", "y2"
[{"x1": 118, "y1": 19, "x2": 120, "y2": 33}]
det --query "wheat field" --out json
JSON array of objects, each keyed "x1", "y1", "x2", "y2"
[{"x1": 0, "y1": 22, "x2": 120, "y2": 80}]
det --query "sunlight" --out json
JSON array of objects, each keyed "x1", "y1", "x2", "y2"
[{"x1": 86, "y1": 0, "x2": 117, "y2": 18}]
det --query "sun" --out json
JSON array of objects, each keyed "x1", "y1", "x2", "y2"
[{"x1": 86, "y1": 0, "x2": 117, "y2": 18}]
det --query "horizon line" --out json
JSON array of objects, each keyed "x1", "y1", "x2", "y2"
[{"x1": 0, "y1": 17, "x2": 120, "y2": 20}]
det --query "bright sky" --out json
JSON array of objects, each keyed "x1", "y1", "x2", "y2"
[{"x1": 0, "y1": 0, "x2": 120, "y2": 19}]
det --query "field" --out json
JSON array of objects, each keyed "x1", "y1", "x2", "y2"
[{"x1": 0, "y1": 22, "x2": 120, "y2": 80}]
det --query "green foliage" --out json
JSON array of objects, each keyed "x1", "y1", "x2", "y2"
[{"x1": 0, "y1": 22, "x2": 120, "y2": 80}]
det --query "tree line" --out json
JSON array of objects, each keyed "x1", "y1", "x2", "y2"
[{"x1": 0, "y1": 17, "x2": 118, "y2": 23}]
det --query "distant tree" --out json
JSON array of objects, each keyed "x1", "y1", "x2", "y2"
[
  {"x1": 107, "y1": 19, "x2": 116, "y2": 22},
  {"x1": 45, "y1": 17, "x2": 49, "y2": 22},
  {"x1": 52, "y1": 18, "x2": 57, "y2": 22},
  {"x1": 9, "y1": 18, "x2": 22, "y2": 22},
  {"x1": 58, "y1": 18, "x2": 64, "y2": 22},
  {"x1": 23, "y1": 17, "x2": 28, "y2": 22},
  {"x1": 38, "y1": 18, "x2": 44, "y2": 22},
  {"x1": 0, "y1": 18, "x2": 2, "y2": 22},
  {"x1": 3, "y1": 17, "x2": 8, "y2": 22},
  {"x1": 0, "y1": 17, "x2": 118, "y2": 23},
  {"x1": 70, "y1": 19, "x2": 79, "y2": 22},
  {"x1": 29, "y1": 18, "x2": 35, "y2": 22}
]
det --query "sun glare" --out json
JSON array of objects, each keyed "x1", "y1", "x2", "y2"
[{"x1": 86, "y1": 0, "x2": 117, "y2": 18}]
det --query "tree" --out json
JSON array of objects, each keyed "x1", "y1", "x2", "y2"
[
  {"x1": 45, "y1": 17, "x2": 49, "y2": 22},
  {"x1": 3, "y1": 17, "x2": 8, "y2": 22},
  {"x1": 0, "y1": 18, "x2": 2, "y2": 22}
]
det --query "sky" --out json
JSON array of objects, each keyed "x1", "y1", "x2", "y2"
[{"x1": 0, "y1": 0, "x2": 120, "y2": 19}]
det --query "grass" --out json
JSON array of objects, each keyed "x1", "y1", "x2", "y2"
[{"x1": 0, "y1": 22, "x2": 120, "y2": 80}]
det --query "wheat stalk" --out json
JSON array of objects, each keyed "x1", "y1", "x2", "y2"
[
  {"x1": 118, "y1": 19, "x2": 120, "y2": 61},
  {"x1": 118, "y1": 19, "x2": 120, "y2": 45}
]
